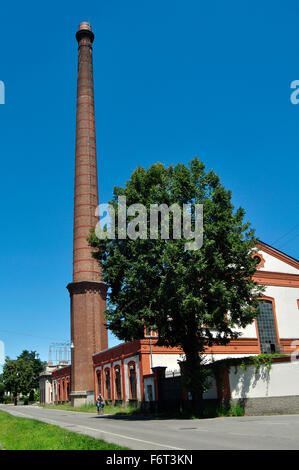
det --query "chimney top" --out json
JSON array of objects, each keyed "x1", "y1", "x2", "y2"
[
  {"x1": 76, "y1": 22, "x2": 94, "y2": 43},
  {"x1": 79, "y1": 22, "x2": 92, "y2": 32}
]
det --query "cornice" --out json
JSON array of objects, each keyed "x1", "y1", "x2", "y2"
[
  {"x1": 253, "y1": 271, "x2": 299, "y2": 287},
  {"x1": 67, "y1": 280, "x2": 108, "y2": 296}
]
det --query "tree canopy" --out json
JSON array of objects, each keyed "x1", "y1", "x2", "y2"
[
  {"x1": 2, "y1": 350, "x2": 45, "y2": 397},
  {"x1": 89, "y1": 158, "x2": 264, "y2": 407}
]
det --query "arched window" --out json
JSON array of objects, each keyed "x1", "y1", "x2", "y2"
[
  {"x1": 252, "y1": 253, "x2": 265, "y2": 269},
  {"x1": 97, "y1": 372, "x2": 101, "y2": 396},
  {"x1": 105, "y1": 368, "x2": 111, "y2": 400},
  {"x1": 128, "y1": 362, "x2": 137, "y2": 400},
  {"x1": 114, "y1": 367, "x2": 122, "y2": 400},
  {"x1": 256, "y1": 299, "x2": 279, "y2": 354}
]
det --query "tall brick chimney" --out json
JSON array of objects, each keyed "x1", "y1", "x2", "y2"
[{"x1": 67, "y1": 22, "x2": 108, "y2": 407}]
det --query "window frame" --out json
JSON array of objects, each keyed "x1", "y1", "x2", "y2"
[
  {"x1": 114, "y1": 365, "x2": 122, "y2": 400},
  {"x1": 127, "y1": 361, "x2": 137, "y2": 400},
  {"x1": 255, "y1": 296, "x2": 281, "y2": 354},
  {"x1": 104, "y1": 367, "x2": 111, "y2": 400}
]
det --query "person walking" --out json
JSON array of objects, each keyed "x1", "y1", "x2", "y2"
[{"x1": 96, "y1": 394, "x2": 104, "y2": 415}]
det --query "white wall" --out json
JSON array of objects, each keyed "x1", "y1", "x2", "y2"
[
  {"x1": 229, "y1": 322, "x2": 258, "y2": 338},
  {"x1": 206, "y1": 353, "x2": 254, "y2": 363},
  {"x1": 152, "y1": 353, "x2": 184, "y2": 370},
  {"x1": 229, "y1": 360, "x2": 299, "y2": 399},
  {"x1": 227, "y1": 285, "x2": 299, "y2": 340},
  {"x1": 258, "y1": 250, "x2": 298, "y2": 275},
  {"x1": 264, "y1": 285, "x2": 299, "y2": 338}
]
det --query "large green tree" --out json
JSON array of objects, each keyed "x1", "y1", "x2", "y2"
[
  {"x1": 89, "y1": 158, "x2": 264, "y2": 410},
  {"x1": 17, "y1": 350, "x2": 45, "y2": 390},
  {"x1": 0, "y1": 376, "x2": 4, "y2": 402},
  {"x1": 2, "y1": 350, "x2": 45, "y2": 398}
]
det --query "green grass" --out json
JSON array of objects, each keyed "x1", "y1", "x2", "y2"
[
  {"x1": 0, "y1": 410, "x2": 130, "y2": 450},
  {"x1": 40, "y1": 402, "x2": 142, "y2": 416},
  {"x1": 202, "y1": 401, "x2": 245, "y2": 418},
  {"x1": 40, "y1": 400, "x2": 245, "y2": 420},
  {"x1": 155, "y1": 401, "x2": 245, "y2": 420}
]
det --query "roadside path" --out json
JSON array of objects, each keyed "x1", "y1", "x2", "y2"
[{"x1": 1, "y1": 405, "x2": 299, "y2": 450}]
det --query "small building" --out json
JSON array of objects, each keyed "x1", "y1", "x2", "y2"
[
  {"x1": 42, "y1": 240, "x2": 299, "y2": 411},
  {"x1": 39, "y1": 363, "x2": 57, "y2": 404},
  {"x1": 39, "y1": 362, "x2": 70, "y2": 405},
  {"x1": 91, "y1": 241, "x2": 299, "y2": 406},
  {"x1": 92, "y1": 333, "x2": 183, "y2": 405}
]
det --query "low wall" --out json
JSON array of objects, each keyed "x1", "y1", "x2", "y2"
[
  {"x1": 230, "y1": 396, "x2": 299, "y2": 416},
  {"x1": 228, "y1": 357, "x2": 299, "y2": 415}
]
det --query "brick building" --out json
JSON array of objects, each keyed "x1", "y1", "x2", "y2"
[{"x1": 40, "y1": 22, "x2": 299, "y2": 409}]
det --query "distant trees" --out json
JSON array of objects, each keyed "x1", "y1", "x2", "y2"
[
  {"x1": 0, "y1": 377, "x2": 4, "y2": 401},
  {"x1": 2, "y1": 350, "x2": 45, "y2": 400}
]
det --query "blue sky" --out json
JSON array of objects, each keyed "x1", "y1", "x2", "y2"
[{"x1": 0, "y1": 0, "x2": 298, "y2": 368}]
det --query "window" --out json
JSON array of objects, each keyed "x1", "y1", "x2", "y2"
[
  {"x1": 129, "y1": 363, "x2": 137, "y2": 400},
  {"x1": 256, "y1": 300, "x2": 279, "y2": 354},
  {"x1": 252, "y1": 253, "x2": 265, "y2": 269},
  {"x1": 147, "y1": 384, "x2": 153, "y2": 401},
  {"x1": 105, "y1": 369, "x2": 111, "y2": 400},
  {"x1": 97, "y1": 372, "x2": 101, "y2": 396},
  {"x1": 115, "y1": 367, "x2": 122, "y2": 400}
]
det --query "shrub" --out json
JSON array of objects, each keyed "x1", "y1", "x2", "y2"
[
  {"x1": 19, "y1": 396, "x2": 29, "y2": 405},
  {"x1": 229, "y1": 401, "x2": 245, "y2": 416}
]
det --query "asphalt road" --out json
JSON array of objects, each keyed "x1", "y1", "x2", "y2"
[{"x1": 1, "y1": 404, "x2": 299, "y2": 450}]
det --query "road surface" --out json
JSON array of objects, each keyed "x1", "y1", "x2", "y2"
[{"x1": 1, "y1": 404, "x2": 299, "y2": 450}]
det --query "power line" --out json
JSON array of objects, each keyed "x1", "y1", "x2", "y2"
[
  {"x1": 272, "y1": 224, "x2": 299, "y2": 246},
  {"x1": 277, "y1": 232, "x2": 299, "y2": 250},
  {"x1": 0, "y1": 329, "x2": 67, "y2": 342}
]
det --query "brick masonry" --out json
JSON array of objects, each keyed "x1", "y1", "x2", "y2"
[
  {"x1": 231, "y1": 396, "x2": 299, "y2": 416},
  {"x1": 68, "y1": 23, "x2": 108, "y2": 405}
]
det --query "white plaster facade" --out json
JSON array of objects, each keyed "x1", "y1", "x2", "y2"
[
  {"x1": 234, "y1": 245, "x2": 299, "y2": 342},
  {"x1": 151, "y1": 353, "x2": 184, "y2": 370},
  {"x1": 258, "y1": 251, "x2": 298, "y2": 274},
  {"x1": 229, "y1": 360, "x2": 299, "y2": 399}
]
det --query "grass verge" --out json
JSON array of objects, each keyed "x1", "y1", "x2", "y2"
[
  {"x1": 0, "y1": 410, "x2": 129, "y2": 450},
  {"x1": 40, "y1": 402, "x2": 142, "y2": 416},
  {"x1": 40, "y1": 400, "x2": 244, "y2": 419},
  {"x1": 153, "y1": 401, "x2": 245, "y2": 420}
]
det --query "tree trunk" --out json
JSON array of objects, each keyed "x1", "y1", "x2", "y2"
[{"x1": 181, "y1": 346, "x2": 205, "y2": 416}]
